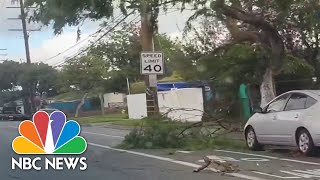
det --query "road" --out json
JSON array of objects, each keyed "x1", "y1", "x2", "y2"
[
  {"x1": 1, "y1": 121, "x2": 234, "y2": 180},
  {"x1": 151, "y1": 149, "x2": 320, "y2": 179},
  {"x1": 4, "y1": 121, "x2": 320, "y2": 180}
]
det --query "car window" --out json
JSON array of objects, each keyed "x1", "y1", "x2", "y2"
[
  {"x1": 267, "y1": 94, "x2": 289, "y2": 113},
  {"x1": 284, "y1": 93, "x2": 307, "y2": 111},
  {"x1": 305, "y1": 96, "x2": 317, "y2": 108}
]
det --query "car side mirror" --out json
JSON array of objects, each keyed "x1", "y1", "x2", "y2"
[{"x1": 253, "y1": 107, "x2": 264, "y2": 113}]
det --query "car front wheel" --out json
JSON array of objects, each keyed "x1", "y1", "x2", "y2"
[
  {"x1": 245, "y1": 127, "x2": 263, "y2": 151},
  {"x1": 298, "y1": 129, "x2": 315, "y2": 156}
]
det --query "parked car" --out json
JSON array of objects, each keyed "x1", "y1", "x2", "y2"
[
  {"x1": 0, "y1": 110, "x2": 30, "y2": 121},
  {"x1": 244, "y1": 90, "x2": 320, "y2": 156}
]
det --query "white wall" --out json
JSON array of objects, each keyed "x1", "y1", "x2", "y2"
[
  {"x1": 127, "y1": 93, "x2": 147, "y2": 119},
  {"x1": 158, "y1": 88, "x2": 203, "y2": 122},
  {"x1": 103, "y1": 93, "x2": 126, "y2": 108}
]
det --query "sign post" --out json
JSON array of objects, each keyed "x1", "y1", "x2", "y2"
[{"x1": 140, "y1": 52, "x2": 164, "y2": 116}]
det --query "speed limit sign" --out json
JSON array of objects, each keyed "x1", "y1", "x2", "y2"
[{"x1": 140, "y1": 52, "x2": 164, "y2": 74}]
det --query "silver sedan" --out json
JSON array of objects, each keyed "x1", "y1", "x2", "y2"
[{"x1": 244, "y1": 90, "x2": 320, "y2": 156}]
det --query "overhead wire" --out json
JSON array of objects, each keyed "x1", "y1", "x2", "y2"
[
  {"x1": 42, "y1": 14, "x2": 125, "y2": 64},
  {"x1": 53, "y1": 11, "x2": 138, "y2": 68},
  {"x1": 53, "y1": 9, "x2": 181, "y2": 68}
]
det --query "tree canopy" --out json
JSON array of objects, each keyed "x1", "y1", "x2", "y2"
[{"x1": 17, "y1": 0, "x2": 320, "y2": 109}]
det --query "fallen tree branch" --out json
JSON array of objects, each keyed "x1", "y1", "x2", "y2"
[
  {"x1": 178, "y1": 121, "x2": 204, "y2": 137},
  {"x1": 194, "y1": 156, "x2": 239, "y2": 173},
  {"x1": 194, "y1": 156, "x2": 212, "y2": 172}
]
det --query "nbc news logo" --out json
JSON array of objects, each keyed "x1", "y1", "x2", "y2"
[{"x1": 11, "y1": 111, "x2": 87, "y2": 171}]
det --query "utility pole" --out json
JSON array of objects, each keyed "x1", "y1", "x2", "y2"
[
  {"x1": 140, "y1": 0, "x2": 160, "y2": 117},
  {"x1": 7, "y1": 1, "x2": 37, "y2": 64},
  {"x1": 7, "y1": 1, "x2": 38, "y2": 114},
  {"x1": 19, "y1": 0, "x2": 31, "y2": 64}
]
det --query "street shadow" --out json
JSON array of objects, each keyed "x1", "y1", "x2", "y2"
[{"x1": 267, "y1": 146, "x2": 320, "y2": 158}]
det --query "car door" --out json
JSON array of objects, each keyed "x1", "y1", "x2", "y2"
[
  {"x1": 274, "y1": 93, "x2": 313, "y2": 145},
  {"x1": 254, "y1": 93, "x2": 290, "y2": 143}
]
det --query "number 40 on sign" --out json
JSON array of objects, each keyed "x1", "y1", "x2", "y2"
[{"x1": 140, "y1": 52, "x2": 164, "y2": 75}]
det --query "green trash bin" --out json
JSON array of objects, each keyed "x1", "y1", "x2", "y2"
[{"x1": 239, "y1": 83, "x2": 252, "y2": 121}]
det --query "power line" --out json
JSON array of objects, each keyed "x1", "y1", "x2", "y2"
[
  {"x1": 53, "y1": 12, "x2": 139, "y2": 68},
  {"x1": 54, "y1": 14, "x2": 139, "y2": 68},
  {"x1": 6, "y1": 6, "x2": 37, "y2": 8},
  {"x1": 8, "y1": 28, "x2": 41, "y2": 31},
  {"x1": 41, "y1": 14, "x2": 125, "y2": 64},
  {"x1": 53, "y1": 9, "x2": 180, "y2": 68}
]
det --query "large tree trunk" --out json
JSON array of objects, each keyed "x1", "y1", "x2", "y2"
[
  {"x1": 99, "y1": 93, "x2": 105, "y2": 116},
  {"x1": 215, "y1": 0, "x2": 284, "y2": 108},
  {"x1": 75, "y1": 93, "x2": 88, "y2": 118},
  {"x1": 260, "y1": 68, "x2": 276, "y2": 108}
]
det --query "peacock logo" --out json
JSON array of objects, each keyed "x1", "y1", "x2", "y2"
[{"x1": 12, "y1": 111, "x2": 87, "y2": 154}]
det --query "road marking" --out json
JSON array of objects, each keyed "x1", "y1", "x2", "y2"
[
  {"x1": 231, "y1": 173, "x2": 268, "y2": 180},
  {"x1": 215, "y1": 150, "x2": 279, "y2": 159},
  {"x1": 280, "y1": 170, "x2": 320, "y2": 178},
  {"x1": 215, "y1": 150, "x2": 320, "y2": 166},
  {"x1": 252, "y1": 171, "x2": 300, "y2": 179},
  {"x1": 82, "y1": 131, "x2": 125, "y2": 139},
  {"x1": 241, "y1": 158, "x2": 269, "y2": 162},
  {"x1": 212, "y1": 151, "x2": 320, "y2": 179},
  {"x1": 176, "y1": 150, "x2": 193, "y2": 154},
  {"x1": 292, "y1": 169, "x2": 320, "y2": 176},
  {"x1": 88, "y1": 142, "x2": 266, "y2": 180},
  {"x1": 280, "y1": 158, "x2": 320, "y2": 166},
  {"x1": 198, "y1": 155, "x2": 269, "y2": 162}
]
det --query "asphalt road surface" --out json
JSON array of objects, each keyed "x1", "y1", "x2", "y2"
[
  {"x1": 1, "y1": 121, "x2": 234, "y2": 180},
  {"x1": 3, "y1": 120, "x2": 320, "y2": 180}
]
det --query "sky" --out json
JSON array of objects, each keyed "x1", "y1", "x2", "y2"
[{"x1": 0, "y1": 0, "x2": 195, "y2": 66}]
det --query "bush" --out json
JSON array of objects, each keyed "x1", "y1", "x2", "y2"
[
  {"x1": 120, "y1": 120, "x2": 186, "y2": 149},
  {"x1": 118, "y1": 119, "x2": 245, "y2": 150},
  {"x1": 130, "y1": 81, "x2": 146, "y2": 94}
]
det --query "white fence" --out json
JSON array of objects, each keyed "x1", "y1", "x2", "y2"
[
  {"x1": 158, "y1": 88, "x2": 203, "y2": 122},
  {"x1": 127, "y1": 88, "x2": 203, "y2": 122},
  {"x1": 127, "y1": 93, "x2": 147, "y2": 119},
  {"x1": 103, "y1": 93, "x2": 126, "y2": 108}
]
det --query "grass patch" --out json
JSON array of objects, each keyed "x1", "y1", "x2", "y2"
[
  {"x1": 76, "y1": 114, "x2": 154, "y2": 126},
  {"x1": 76, "y1": 114, "x2": 128, "y2": 124},
  {"x1": 109, "y1": 120, "x2": 146, "y2": 127}
]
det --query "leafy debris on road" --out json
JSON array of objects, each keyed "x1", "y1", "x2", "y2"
[{"x1": 193, "y1": 156, "x2": 239, "y2": 173}]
